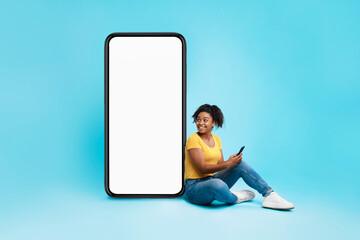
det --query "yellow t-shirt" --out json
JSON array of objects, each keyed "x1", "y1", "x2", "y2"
[{"x1": 184, "y1": 132, "x2": 222, "y2": 180}]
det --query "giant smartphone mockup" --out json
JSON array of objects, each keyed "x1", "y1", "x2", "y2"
[{"x1": 105, "y1": 32, "x2": 186, "y2": 198}]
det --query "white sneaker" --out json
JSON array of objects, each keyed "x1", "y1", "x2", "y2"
[
  {"x1": 230, "y1": 190, "x2": 255, "y2": 204},
  {"x1": 262, "y1": 192, "x2": 294, "y2": 210}
]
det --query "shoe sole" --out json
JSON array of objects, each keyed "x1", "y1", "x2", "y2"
[
  {"x1": 243, "y1": 190, "x2": 255, "y2": 200},
  {"x1": 262, "y1": 202, "x2": 295, "y2": 210},
  {"x1": 236, "y1": 190, "x2": 255, "y2": 203}
]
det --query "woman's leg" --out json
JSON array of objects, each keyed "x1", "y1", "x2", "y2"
[
  {"x1": 213, "y1": 161, "x2": 273, "y2": 197},
  {"x1": 186, "y1": 177, "x2": 238, "y2": 205}
]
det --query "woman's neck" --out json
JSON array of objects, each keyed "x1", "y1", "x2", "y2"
[{"x1": 197, "y1": 132, "x2": 212, "y2": 140}]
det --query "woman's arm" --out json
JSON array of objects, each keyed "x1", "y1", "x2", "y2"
[{"x1": 188, "y1": 148, "x2": 229, "y2": 174}]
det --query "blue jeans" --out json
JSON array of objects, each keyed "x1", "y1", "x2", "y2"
[{"x1": 184, "y1": 161, "x2": 273, "y2": 205}]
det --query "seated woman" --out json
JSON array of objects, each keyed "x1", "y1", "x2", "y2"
[{"x1": 184, "y1": 104, "x2": 294, "y2": 210}]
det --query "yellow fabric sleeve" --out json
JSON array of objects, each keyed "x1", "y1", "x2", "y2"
[{"x1": 186, "y1": 134, "x2": 202, "y2": 150}]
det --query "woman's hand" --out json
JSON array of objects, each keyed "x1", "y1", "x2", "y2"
[{"x1": 227, "y1": 153, "x2": 242, "y2": 168}]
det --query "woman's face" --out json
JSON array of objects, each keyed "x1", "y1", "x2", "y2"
[{"x1": 196, "y1": 112, "x2": 216, "y2": 134}]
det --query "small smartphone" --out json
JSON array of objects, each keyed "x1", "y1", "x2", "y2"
[{"x1": 237, "y1": 146, "x2": 245, "y2": 155}]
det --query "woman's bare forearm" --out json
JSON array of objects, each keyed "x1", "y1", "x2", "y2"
[{"x1": 201, "y1": 161, "x2": 229, "y2": 174}]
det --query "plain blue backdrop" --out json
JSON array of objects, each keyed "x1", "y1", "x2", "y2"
[{"x1": 1, "y1": 0, "x2": 359, "y2": 239}]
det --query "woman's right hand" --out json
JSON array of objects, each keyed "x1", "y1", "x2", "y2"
[{"x1": 227, "y1": 153, "x2": 242, "y2": 168}]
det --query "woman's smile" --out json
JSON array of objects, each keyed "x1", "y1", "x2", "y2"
[{"x1": 198, "y1": 125, "x2": 208, "y2": 131}]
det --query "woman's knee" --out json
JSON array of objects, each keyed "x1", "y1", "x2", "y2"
[
  {"x1": 208, "y1": 179, "x2": 229, "y2": 192},
  {"x1": 234, "y1": 160, "x2": 249, "y2": 170}
]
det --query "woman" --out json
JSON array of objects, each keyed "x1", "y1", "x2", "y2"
[{"x1": 184, "y1": 104, "x2": 294, "y2": 210}]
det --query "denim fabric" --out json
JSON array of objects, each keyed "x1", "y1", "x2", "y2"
[{"x1": 184, "y1": 161, "x2": 273, "y2": 205}]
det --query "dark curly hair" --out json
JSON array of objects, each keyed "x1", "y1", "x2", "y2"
[{"x1": 192, "y1": 104, "x2": 224, "y2": 129}]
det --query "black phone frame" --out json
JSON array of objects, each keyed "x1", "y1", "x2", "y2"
[{"x1": 104, "y1": 32, "x2": 186, "y2": 198}]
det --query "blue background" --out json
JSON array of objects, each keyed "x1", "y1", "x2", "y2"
[{"x1": 1, "y1": 0, "x2": 359, "y2": 239}]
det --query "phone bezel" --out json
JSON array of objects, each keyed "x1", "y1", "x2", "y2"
[{"x1": 104, "y1": 32, "x2": 187, "y2": 198}]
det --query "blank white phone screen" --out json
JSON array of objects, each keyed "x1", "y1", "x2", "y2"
[{"x1": 108, "y1": 35, "x2": 184, "y2": 195}]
